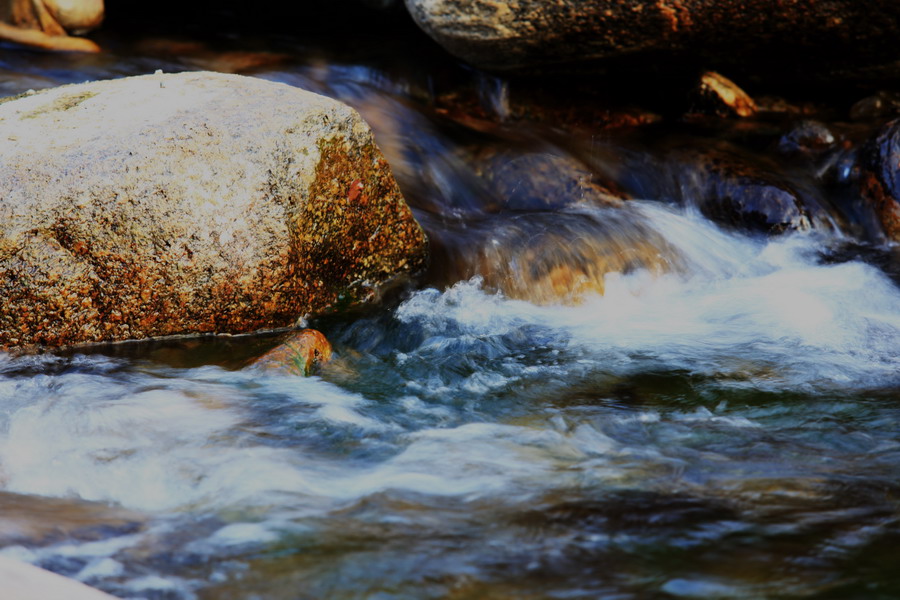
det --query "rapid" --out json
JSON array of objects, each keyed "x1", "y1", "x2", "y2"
[{"x1": 1, "y1": 10, "x2": 899, "y2": 599}]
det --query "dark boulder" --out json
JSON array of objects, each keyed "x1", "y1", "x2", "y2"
[{"x1": 403, "y1": 0, "x2": 900, "y2": 75}]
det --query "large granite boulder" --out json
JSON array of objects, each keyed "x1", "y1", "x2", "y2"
[
  {"x1": 0, "y1": 71, "x2": 427, "y2": 350},
  {"x1": 403, "y1": 0, "x2": 900, "y2": 73}
]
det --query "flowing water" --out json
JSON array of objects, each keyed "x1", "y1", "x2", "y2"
[{"x1": 1, "y1": 14, "x2": 900, "y2": 600}]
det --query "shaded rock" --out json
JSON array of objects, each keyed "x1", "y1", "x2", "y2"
[
  {"x1": 850, "y1": 91, "x2": 900, "y2": 122},
  {"x1": 471, "y1": 149, "x2": 624, "y2": 212},
  {"x1": 249, "y1": 329, "x2": 333, "y2": 376},
  {"x1": 430, "y1": 78, "x2": 662, "y2": 135},
  {"x1": 666, "y1": 146, "x2": 829, "y2": 234},
  {"x1": 688, "y1": 72, "x2": 757, "y2": 119},
  {"x1": 403, "y1": 0, "x2": 900, "y2": 73},
  {"x1": 0, "y1": 72, "x2": 427, "y2": 350},
  {"x1": 777, "y1": 121, "x2": 836, "y2": 156},
  {"x1": 860, "y1": 119, "x2": 900, "y2": 242}
]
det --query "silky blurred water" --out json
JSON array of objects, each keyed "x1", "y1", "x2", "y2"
[{"x1": 1, "y1": 20, "x2": 900, "y2": 600}]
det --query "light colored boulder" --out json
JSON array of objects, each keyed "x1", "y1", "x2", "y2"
[{"x1": 0, "y1": 71, "x2": 427, "y2": 350}]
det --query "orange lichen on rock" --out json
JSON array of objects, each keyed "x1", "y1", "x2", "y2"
[{"x1": 0, "y1": 72, "x2": 427, "y2": 351}]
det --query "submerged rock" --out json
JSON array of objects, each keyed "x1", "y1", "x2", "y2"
[
  {"x1": 0, "y1": 72, "x2": 427, "y2": 350},
  {"x1": 861, "y1": 119, "x2": 900, "y2": 242},
  {"x1": 250, "y1": 329, "x2": 333, "y2": 376},
  {"x1": 403, "y1": 0, "x2": 900, "y2": 73}
]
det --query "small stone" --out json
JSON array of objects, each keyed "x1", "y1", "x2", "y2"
[
  {"x1": 691, "y1": 72, "x2": 757, "y2": 119},
  {"x1": 250, "y1": 329, "x2": 333, "y2": 376},
  {"x1": 777, "y1": 121, "x2": 837, "y2": 155}
]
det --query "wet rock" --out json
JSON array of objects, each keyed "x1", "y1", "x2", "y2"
[
  {"x1": 667, "y1": 146, "x2": 826, "y2": 234},
  {"x1": 860, "y1": 119, "x2": 900, "y2": 242},
  {"x1": 249, "y1": 329, "x2": 333, "y2": 376},
  {"x1": 0, "y1": 491, "x2": 144, "y2": 547},
  {"x1": 0, "y1": 555, "x2": 118, "y2": 600},
  {"x1": 777, "y1": 121, "x2": 836, "y2": 155},
  {"x1": 472, "y1": 149, "x2": 624, "y2": 212},
  {"x1": 0, "y1": 0, "x2": 101, "y2": 52},
  {"x1": 689, "y1": 72, "x2": 757, "y2": 119},
  {"x1": 430, "y1": 210, "x2": 678, "y2": 305},
  {"x1": 0, "y1": 72, "x2": 427, "y2": 350},
  {"x1": 850, "y1": 91, "x2": 900, "y2": 122},
  {"x1": 403, "y1": 0, "x2": 900, "y2": 73}
]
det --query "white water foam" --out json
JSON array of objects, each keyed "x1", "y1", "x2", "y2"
[{"x1": 399, "y1": 204, "x2": 900, "y2": 391}]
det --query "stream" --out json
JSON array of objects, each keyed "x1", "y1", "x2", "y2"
[{"x1": 1, "y1": 9, "x2": 900, "y2": 600}]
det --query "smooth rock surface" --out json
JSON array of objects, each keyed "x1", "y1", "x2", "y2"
[
  {"x1": 250, "y1": 329, "x2": 333, "y2": 376},
  {"x1": 0, "y1": 0, "x2": 101, "y2": 51},
  {"x1": 404, "y1": 0, "x2": 900, "y2": 72},
  {"x1": 0, "y1": 71, "x2": 427, "y2": 350},
  {"x1": 431, "y1": 211, "x2": 678, "y2": 305}
]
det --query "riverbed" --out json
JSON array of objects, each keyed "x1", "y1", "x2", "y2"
[{"x1": 1, "y1": 11, "x2": 899, "y2": 599}]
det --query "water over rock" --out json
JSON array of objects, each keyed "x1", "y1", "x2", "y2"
[
  {"x1": 0, "y1": 71, "x2": 427, "y2": 350},
  {"x1": 403, "y1": 0, "x2": 900, "y2": 74},
  {"x1": 430, "y1": 210, "x2": 678, "y2": 305},
  {"x1": 665, "y1": 146, "x2": 823, "y2": 234}
]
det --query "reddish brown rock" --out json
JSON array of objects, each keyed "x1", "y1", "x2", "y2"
[{"x1": 0, "y1": 72, "x2": 427, "y2": 351}]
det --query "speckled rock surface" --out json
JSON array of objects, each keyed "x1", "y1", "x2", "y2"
[
  {"x1": 0, "y1": 71, "x2": 427, "y2": 350},
  {"x1": 403, "y1": 0, "x2": 900, "y2": 72}
]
